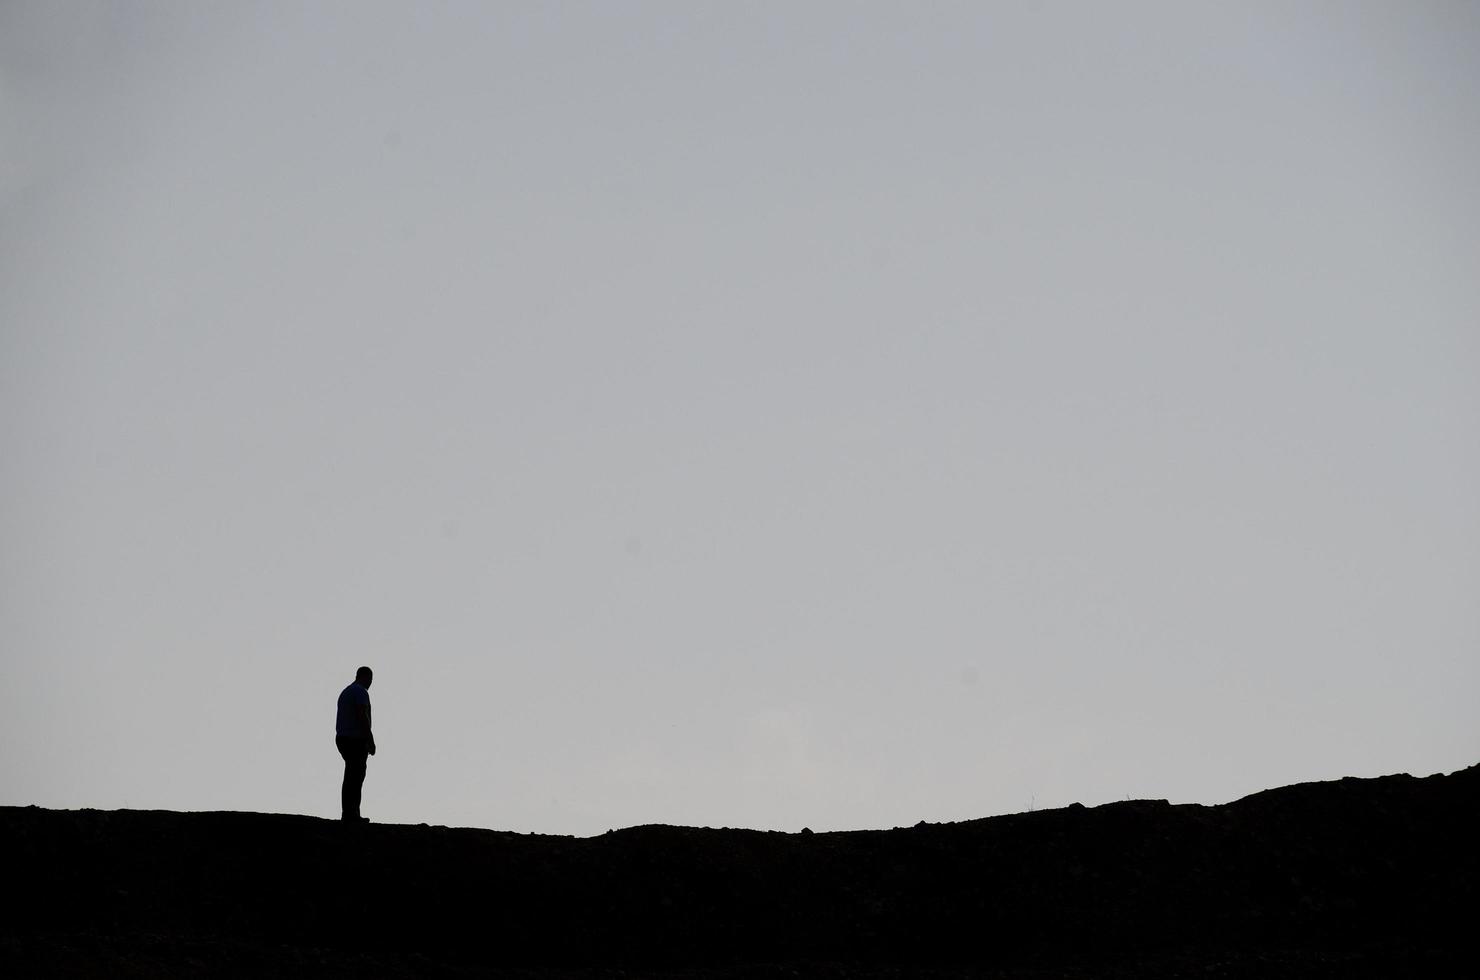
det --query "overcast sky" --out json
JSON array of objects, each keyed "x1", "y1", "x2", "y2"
[{"x1": 2, "y1": 1, "x2": 1476, "y2": 835}]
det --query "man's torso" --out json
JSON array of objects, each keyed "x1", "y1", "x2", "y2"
[{"x1": 336, "y1": 683, "x2": 370, "y2": 737}]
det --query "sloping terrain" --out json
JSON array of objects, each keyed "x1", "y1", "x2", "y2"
[{"x1": 3, "y1": 765, "x2": 1476, "y2": 977}]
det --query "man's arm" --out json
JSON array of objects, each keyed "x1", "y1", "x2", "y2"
[{"x1": 356, "y1": 703, "x2": 376, "y2": 755}]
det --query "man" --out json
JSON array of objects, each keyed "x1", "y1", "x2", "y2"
[{"x1": 335, "y1": 666, "x2": 377, "y2": 822}]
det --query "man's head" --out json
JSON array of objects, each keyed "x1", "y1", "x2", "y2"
[{"x1": 356, "y1": 666, "x2": 374, "y2": 689}]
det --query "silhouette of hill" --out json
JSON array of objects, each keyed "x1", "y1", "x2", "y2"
[{"x1": 4, "y1": 765, "x2": 1476, "y2": 977}]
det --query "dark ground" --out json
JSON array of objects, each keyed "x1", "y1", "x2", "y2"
[{"x1": 4, "y1": 765, "x2": 1476, "y2": 978}]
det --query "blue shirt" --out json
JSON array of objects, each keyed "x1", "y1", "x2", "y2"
[{"x1": 336, "y1": 682, "x2": 371, "y2": 737}]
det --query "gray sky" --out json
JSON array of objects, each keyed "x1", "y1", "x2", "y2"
[{"x1": 2, "y1": 1, "x2": 1476, "y2": 835}]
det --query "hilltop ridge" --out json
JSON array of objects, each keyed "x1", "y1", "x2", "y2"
[{"x1": 4, "y1": 765, "x2": 1477, "y2": 977}]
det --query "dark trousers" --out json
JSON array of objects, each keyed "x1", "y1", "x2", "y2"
[{"x1": 336, "y1": 736, "x2": 369, "y2": 820}]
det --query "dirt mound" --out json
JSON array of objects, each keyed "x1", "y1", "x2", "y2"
[{"x1": 4, "y1": 765, "x2": 1476, "y2": 977}]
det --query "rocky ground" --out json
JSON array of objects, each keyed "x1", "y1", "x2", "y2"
[{"x1": 3, "y1": 765, "x2": 1475, "y2": 978}]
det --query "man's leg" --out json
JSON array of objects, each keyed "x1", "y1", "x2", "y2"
[{"x1": 337, "y1": 737, "x2": 368, "y2": 820}]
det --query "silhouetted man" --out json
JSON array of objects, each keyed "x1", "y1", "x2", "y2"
[{"x1": 335, "y1": 666, "x2": 377, "y2": 822}]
